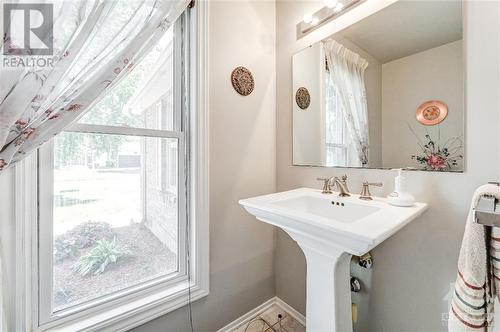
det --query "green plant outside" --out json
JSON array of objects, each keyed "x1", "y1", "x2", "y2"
[{"x1": 74, "y1": 238, "x2": 132, "y2": 276}]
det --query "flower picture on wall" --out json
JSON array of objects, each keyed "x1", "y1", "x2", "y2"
[
  {"x1": 409, "y1": 128, "x2": 463, "y2": 171},
  {"x1": 410, "y1": 100, "x2": 462, "y2": 171}
]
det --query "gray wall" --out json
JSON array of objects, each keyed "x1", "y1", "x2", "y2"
[
  {"x1": 293, "y1": 43, "x2": 326, "y2": 165},
  {"x1": 132, "y1": 0, "x2": 277, "y2": 331},
  {"x1": 276, "y1": 1, "x2": 500, "y2": 332},
  {"x1": 381, "y1": 40, "x2": 464, "y2": 170}
]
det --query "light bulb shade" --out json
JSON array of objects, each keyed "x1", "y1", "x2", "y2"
[
  {"x1": 326, "y1": 0, "x2": 338, "y2": 8},
  {"x1": 303, "y1": 14, "x2": 313, "y2": 23}
]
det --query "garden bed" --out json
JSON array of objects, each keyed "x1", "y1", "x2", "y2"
[{"x1": 53, "y1": 223, "x2": 177, "y2": 310}]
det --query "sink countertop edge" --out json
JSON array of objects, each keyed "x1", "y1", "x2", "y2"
[{"x1": 239, "y1": 188, "x2": 428, "y2": 256}]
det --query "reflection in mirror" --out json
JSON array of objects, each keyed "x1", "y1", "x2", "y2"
[{"x1": 292, "y1": 0, "x2": 464, "y2": 172}]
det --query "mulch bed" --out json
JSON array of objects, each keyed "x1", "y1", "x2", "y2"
[{"x1": 53, "y1": 223, "x2": 177, "y2": 310}]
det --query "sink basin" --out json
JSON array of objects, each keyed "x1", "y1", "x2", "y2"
[
  {"x1": 271, "y1": 195, "x2": 380, "y2": 223},
  {"x1": 239, "y1": 188, "x2": 427, "y2": 332}
]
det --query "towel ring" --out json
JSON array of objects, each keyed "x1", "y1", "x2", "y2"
[{"x1": 474, "y1": 182, "x2": 500, "y2": 227}]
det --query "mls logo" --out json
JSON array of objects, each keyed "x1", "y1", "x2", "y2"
[{"x1": 3, "y1": 3, "x2": 53, "y2": 56}]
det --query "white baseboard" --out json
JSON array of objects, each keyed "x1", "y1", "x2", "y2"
[
  {"x1": 273, "y1": 297, "x2": 305, "y2": 326},
  {"x1": 217, "y1": 297, "x2": 305, "y2": 332}
]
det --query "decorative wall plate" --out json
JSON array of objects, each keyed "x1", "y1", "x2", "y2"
[
  {"x1": 295, "y1": 87, "x2": 311, "y2": 110},
  {"x1": 231, "y1": 66, "x2": 254, "y2": 96},
  {"x1": 416, "y1": 100, "x2": 448, "y2": 125}
]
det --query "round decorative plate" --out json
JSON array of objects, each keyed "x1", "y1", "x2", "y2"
[
  {"x1": 416, "y1": 100, "x2": 448, "y2": 125},
  {"x1": 295, "y1": 87, "x2": 311, "y2": 110},
  {"x1": 231, "y1": 66, "x2": 254, "y2": 96}
]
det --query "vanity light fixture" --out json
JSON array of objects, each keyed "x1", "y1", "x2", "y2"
[{"x1": 297, "y1": 0, "x2": 363, "y2": 38}]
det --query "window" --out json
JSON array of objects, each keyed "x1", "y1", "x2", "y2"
[
  {"x1": 155, "y1": 102, "x2": 164, "y2": 189},
  {"x1": 45, "y1": 133, "x2": 182, "y2": 312},
  {"x1": 325, "y1": 73, "x2": 349, "y2": 167},
  {"x1": 21, "y1": 5, "x2": 210, "y2": 331}
]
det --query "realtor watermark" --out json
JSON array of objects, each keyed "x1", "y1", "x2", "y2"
[
  {"x1": 3, "y1": 56, "x2": 53, "y2": 67},
  {"x1": 2, "y1": 3, "x2": 54, "y2": 68}
]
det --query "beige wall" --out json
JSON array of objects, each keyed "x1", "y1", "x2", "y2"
[
  {"x1": 133, "y1": 1, "x2": 277, "y2": 331},
  {"x1": 293, "y1": 43, "x2": 326, "y2": 165},
  {"x1": 381, "y1": 40, "x2": 464, "y2": 170},
  {"x1": 276, "y1": 1, "x2": 500, "y2": 332}
]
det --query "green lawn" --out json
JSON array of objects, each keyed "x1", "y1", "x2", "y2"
[{"x1": 53, "y1": 167, "x2": 143, "y2": 235}]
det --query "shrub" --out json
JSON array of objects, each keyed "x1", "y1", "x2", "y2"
[
  {"x1": 54, "y1": 221, "x2": 115, "y2": 261},
  {"x1": 74, "y1": 238, "x2": 131, "y2": 276},
  {"x1": 54, "y1": 238, "x2": 79, "y2": 261},
  {"x1": 69, "y1": 221, "x2": 115, "y2": 248}
]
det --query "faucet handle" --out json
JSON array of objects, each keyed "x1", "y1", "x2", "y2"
[
  {"x1": 317, "y1": 178, "x2": 333, "y2": 194},
  {"x1": 359, "y1": 181, "x2": 383, "y2": 200},
  {"x1": 340, "y1": 174, "x2": 350, "y2": 192}
]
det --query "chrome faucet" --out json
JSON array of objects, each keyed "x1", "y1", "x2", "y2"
[
  {"x1": 317, "y1": 175, "x2": 351, "y2": 197},
  {"x1": 332, "y1": 176, "x2": 351, "y2": 197}
]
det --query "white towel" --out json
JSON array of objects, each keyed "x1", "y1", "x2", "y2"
[{"x1": 449, "y1": 184, "x2": 500, "y2": 331}]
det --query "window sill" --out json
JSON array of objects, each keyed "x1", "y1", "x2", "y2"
[{"x1": 43, "y1": 282, "x2": 208, "y2": 332}]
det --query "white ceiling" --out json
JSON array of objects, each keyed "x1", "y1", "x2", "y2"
[{"x1": 337, "y1": 0, "x2": 462, "y2": 64}]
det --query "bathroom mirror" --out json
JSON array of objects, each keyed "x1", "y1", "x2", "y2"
[{"x1": 292, "y1": 0, "x2": 464, "y2": 172}]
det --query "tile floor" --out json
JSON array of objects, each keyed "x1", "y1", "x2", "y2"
[{"x1": 231, "y1": 304, "x2": 305, "y2": 332}]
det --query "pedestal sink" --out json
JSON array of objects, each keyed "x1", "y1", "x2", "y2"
[{"x1": 239, "y1": 188, "x2": 427, "y2": 332}]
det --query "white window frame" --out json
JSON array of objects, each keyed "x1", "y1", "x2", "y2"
[
  {"x1": 38, "y1": 124, "x2": 188, "y2": 323},
  {"x1": 13, "y1": 2, "x2": 209, "y2": 331}
]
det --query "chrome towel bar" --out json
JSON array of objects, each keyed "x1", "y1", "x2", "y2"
[{"x1": 474, "y1": 182, "x2": 500, "y2": 227}]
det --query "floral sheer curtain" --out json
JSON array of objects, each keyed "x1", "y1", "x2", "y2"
[
  {"x1": 0, "y1": 0, "x2": 189, "y2": 329},
  {"x1": 323, "y1": 39, "x2": 370, "y2": 166},
  {"x1": 0, "y1": 0, "x2": 189, "y2": 172}
]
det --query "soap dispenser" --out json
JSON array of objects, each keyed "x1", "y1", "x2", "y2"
[{"x1": 387, "y1": 169, "x2": 416, "y2": 207}]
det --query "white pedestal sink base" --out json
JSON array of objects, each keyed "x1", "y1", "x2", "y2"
[
  {"x1": 287, "y1": 230, "x2": 353, "y2": 332},
  {"x1": 239, "y1": 188, "x2": 428, "y2": 332}
]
